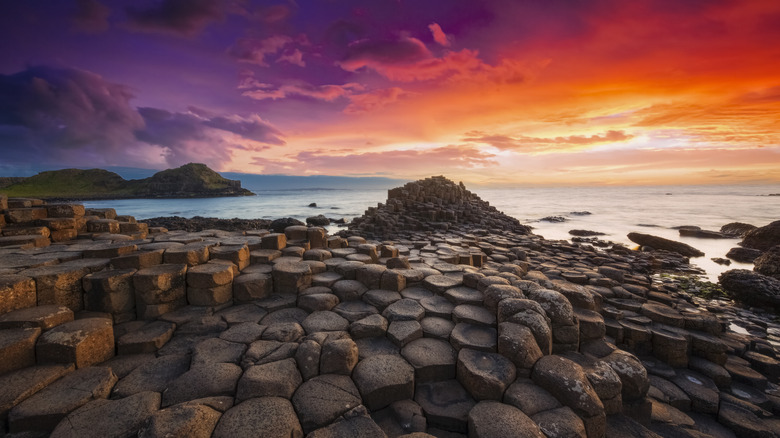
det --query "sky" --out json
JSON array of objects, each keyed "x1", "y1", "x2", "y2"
[{"x1": 1, "y1": 0, "x2": 779, "y2": 186}]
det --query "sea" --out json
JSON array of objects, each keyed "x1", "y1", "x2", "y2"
[{"x1": 81, "y1": 184, "x2": 780, "y2": 282}]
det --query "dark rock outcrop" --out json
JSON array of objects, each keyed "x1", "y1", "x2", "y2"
[
  {"x1": 741, "y1": 220, "x2": 780, "y2": 251},
  {"x1": 346, "y1": 176, "x2": 530, "y2": 239},
  {"x1": 627, "y1": 232, "x2": 704, "y2": 257},
  {"x1": 719, "y1": 269, "x2": 780, "y2": 307},
  {"x1": 726, "y1": 247, "x2": 762, "y2": 263},
  {"x1": 720, "y1": 222, "x2": 757, "y2": 237},
  {"x1": 754, "y1": 246, "x2": 780, "y2": 279},
  {"x1": 270, "y1": 218, "x2": 306, "y2": 233}
]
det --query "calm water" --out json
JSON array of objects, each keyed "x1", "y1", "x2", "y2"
[{"x1": 83, "y1": 184, "x2": 780, "y2": 281}]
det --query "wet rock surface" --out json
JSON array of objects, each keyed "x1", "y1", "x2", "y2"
[{"x1": 1, "y1": 177, "x2": 780, "y2": 438}]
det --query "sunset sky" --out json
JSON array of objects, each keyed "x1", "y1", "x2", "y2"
[{"x1": 1, "y1": 0, "x2": 779, "y2": 186}]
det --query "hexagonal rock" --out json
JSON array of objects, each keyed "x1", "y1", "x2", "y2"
[
  {"x1": 483, "y1": 284, "x2": 525, "y2": 312},
  {"x1": 237, "y1": 358, "x2": 302, "y2": 401},
  {"x1": 192, "y1": 338, "x2": 247, "y2": 367},
  {"x1": 272, "y1": 261, "x2": 312, "y2": 294},
  {"x1": 36, "y1": 317, "x2": 114, "y2": 368},
  {"x1": 383, "y1": 298, "x2": 426, "y2": 322},
  {"x1": 187, "y1": 262, "x2": 234, "y2": 288},
  {"x1": 670, "y1": 369, "x2": 720, "y2": 414},
  {"x1": 350, "y1": 314, "x2": 388, "y2": 339},
  {"x1": 575, "y1": 308, "x2": 606, "y2": 342},
  {"x1": 117, "y1": 320, "x2": 176, "y2": 355},
  {"x1": 301, "y1": 310, "x2": 349, "y2": 334},
  {"x1": 531, "y1": 355, "x2": 605, "y2": 438},
  {"x1": 0, "y1": 274, "x2": 36, "y2": 315},
  {"x1": 423, "y1": 275, "x2": 462, "y2": 294},
  {"x1": 83, "y1": 268, "x2": 137, "y2": 319},
  {"x1": 503, "y1": 378, "x2": 562, "y2": 417},
  {"x1": 421, "y1": 316, "x2": 455, "y2": 340},
  {"x1": 46, "y1": 203, "x2": 85, "y2": 218},
  {"x1": 8, "y1": 366, "x2": 117, "y2": 434},
  {"x1": 292, "y1": 374, "x2": 362, "y2": 434},
  {"x1": 498, "y1": 322, "x2": 543, "y2": 373},
  {"x1": 306, "y1": 410, "x2": 385, "y2": 438},
  {"x1": 20, "y1": 264, "x2": 90, "y2": 312},
  {"x1": 162, "y1": 362, "x2": 243, "y2": 407},
  {"x1": 230, "y1": 272, "x2": 272, "y2": 302},
  {"x1": 320, "y1": 338, "x2": 359, "y2": 375},
  {"x1": 450, "y1": 323, "x2": 497, "y2": 352},
  {"x1": 213, "y1": 397, "x2": 303, "y2": 438},
  {"x1": 457, "y1": 348, "x2": 516, "y2": 401},
  {"x1": 452, "y1": 304, "x2": 496, "y2": 326},
  {"x1": 138, "y1": 403, "x2": 222, "y2": 438},
  {"x1": 112, "y1": 354, "x2": 190, "y2": 398},
  {"x1": 0, "y1": 364, "x2": 75, "y2": 424},
  {"x1": 356, "y1": 265, "x2": 386, "y2": 289},
  {"x1": 468, "y1": 400, "x2": 545, "y2": 438},
  {"x1": 49, "y1": 390, "x2": 161, "y2": 438},
  {"x1": 388, "y1": 320, "x2": 423, "y2": 347},
  {"x1": 133, "y1": 264, "x2": 187, "y2": 297},
  {"x1": 353, "y1": 354, "x2": 414, "y2": 411},
  {"x1": 0, "y1": 327, "x2": 41, "y2": 375},
  {"x1": 164, "y1": 243, "x2": 210, "y2": 266},
  {"x1": 401, "y1": 337, "x2": 457, "y2": 383},
  {"x1": 601, "y1": 350, "x2": 650, "y2": 401},
  {"x1": 209, "y1": 245, "x2": 250, "y2": 270},
  {"x1": 640, "y1": 303, "x2": 685, "y2": 328},
  {"x1": 532, "y1": 406, "x2": 587, "y2": 438},
  {"x1": 444, "y1": 286, "x2": 483, "y2": 306},
  {"x1": 415, "y1": 379, "x2": 475, "y2": 433}
]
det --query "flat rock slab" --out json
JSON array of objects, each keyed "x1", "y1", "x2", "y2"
[
  {"x1": 112, "y1": 354, "x2": 191, "y2": 398},
  {"x1": 401, "y1": 337, "x2": 457, "y2": 383},
  {"x1": 36, "y1": 317, "x2": 114, "y2": 368},
  {"x1": 162, "y1": 362, "x2": 243, "y2": 407},
  {"x1": 292, "y1": 374, "x2": 362, "y2": 434},
  {"x1": 117, "y1": 320, "x2": 176, "y2": 354},
  {"x1": 213, "y1": 397, "x2": 303, "y2": 438},
  {"x1": 383, "y1": 298, "x2": 426, "y2": 322},
  {"x1": 0, "y1": 327, "x2": 41, "y2": 375},
  {"x1": 0, "y1": 364, "x2": 74, "y2": 423},
  {"x1": 138, "y1": 403, "x2": 222, "y2": 438},
  {"x1": 450, "y1": 323, "x2": 497, "y2": 352},
  {"x1": 301, "y1": 310, "x2": 349, "y2": 334},
  {"x1": 0, "y1": 274, "x2": 36, "y2": 314},
  {"x1": 415, "y1": 379, "x2": 475, "y2": 433},
  {"x1": 50, "y1": 390, "x2": 161, "y2": 438},
  {"x1": 237, "y1": 358, "x2": 302, "y2": 401},
  {"x1": 423, "y1": 275, "x2": 462, "y2": 293},
  {"x1": 8, "y1": 366, "x2": 117, "y2": 434},
  {"x1": 468, "y1": 400, "x2": 545, "y2": 438},
  {"x1": 353, "y1": 354, "x2": 415, "y2": 411},
  {"x1": 306, "y1": 413, "x2": 386, "y2": 438},
  {"x1": 0, "y1": 304, "x2": 73, "y2": 330},
  {"x1": 192, "y1": 337, "x2": 247, "y2": 366}
]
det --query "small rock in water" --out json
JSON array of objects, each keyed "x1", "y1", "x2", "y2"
[
  {"x1": 540, "y1": 216, "x2": 566, "y2": 223},
  {"x1": 568, "y1": 229, "x2": 605, "y2": 237},
  {"x1": 711, "y1": 257, "x2": 731, "y2": 266},
  {"x1": 306, "y1": 215, "x2": 330, "y2": 226},
  {"x1": 569, "y1": 211, "x2": 591, "y2": 216},
  {"x1": 308, "y1": 203, "x2": 317, "y2": 207}
]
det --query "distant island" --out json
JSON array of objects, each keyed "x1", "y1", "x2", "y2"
[{"x1": 0, "y1": 163, "x2": 254, "y2": 200}]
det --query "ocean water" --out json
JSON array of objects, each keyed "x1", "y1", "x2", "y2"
[{"x1": 82, "y1": 184, "x2": 779, "y2": 281}]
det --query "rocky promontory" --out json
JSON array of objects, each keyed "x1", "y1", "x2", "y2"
[
  {"x1": 0, "y1": 163, "x2": 254, "y2": 200},
  {"x1": 1, "y1": 178, "x2": 779, "y2": 438}
]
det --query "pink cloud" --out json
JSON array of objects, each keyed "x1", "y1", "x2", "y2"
[
  {"x1": 276, "y1": 49, "x2": 305, "y2": 67},
  {"x1": 344, "y1": 87, "x2": 409, "y2": 114},
  {"x1": 429, "y1": 23, "x2": 451, "y2": 47},
  {"x1": 463, "y1": 130, "x2": 634, "y2": 151},
  {"x1": 242, "y1": 82, "x2": 364, "y2": 101},
  {"x1": 251, "y1": 145, "x2": 498, "y2": 176}
]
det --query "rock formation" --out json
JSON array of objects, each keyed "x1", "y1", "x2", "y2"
[{"x1": 1, "y1": 178, "x2": 779, "y2": 438}]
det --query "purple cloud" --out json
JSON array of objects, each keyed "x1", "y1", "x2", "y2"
[{"x1": 71, "y1": 0, "x2": 110, "y2": 33}]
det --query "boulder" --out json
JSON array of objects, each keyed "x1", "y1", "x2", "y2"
[
  {"x1": 726, "y1": 247, "x2": 763, "y2": 263},
  {"x1": 753, "y1": 245, "x2": 780, "y2": 279},
  {"x1": 741, "y1": 220, "x2": 780, "y2": 251},
  {"x1": 720, "y1": 222, "x2": 757, "y2": 237},
  {"x1": 468, "y1": 400, "x2": 545, "y2": 438},
  {"x1": 457, "y1": 348, "x2": 516, "y2": 401},
  {"x1": 719, "y1": 269, "x2": 780, "y2": 307},
  {"x1": 291, "y1": 374, "x2": 362, "y2": 434},
  {"x1": 353, "y1": 354, "x2": 414, "y2": 410},
  {"x1": 213, "y1": 397, "x2": 302, "y2": 438},
  {"x1": 627, "y1": 232, "x2": 704, "y2": 257},
  {"x1": 270, "y1": 217, "x2": 306, "y2": 233}
]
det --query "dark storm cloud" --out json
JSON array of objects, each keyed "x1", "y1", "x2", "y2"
[
  {"x1": 0, "y1": 66, "x2": 285, "y2": 168},
  {"x1": 0, "y1": 65, "x2": 144, "y2": 165},
  {"x1": 125, "y1": 0, "x2": 225, "y2": 36}
]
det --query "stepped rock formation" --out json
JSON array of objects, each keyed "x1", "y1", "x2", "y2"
[
  {"x1": 1, "y1": 179, "x2": 780, "y2": 438},
  {"x1": 348, "y1": 176, "x2": 531, "y2": 239}
]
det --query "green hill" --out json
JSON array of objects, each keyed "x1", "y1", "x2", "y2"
[{"x1": 0, "y1": 163, "x2": 254, "y2": 199}]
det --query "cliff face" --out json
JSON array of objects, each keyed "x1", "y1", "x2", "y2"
[{"x1": 0, "y1": 163, "x2": 254, "y2": 199}]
